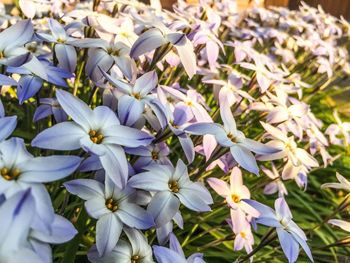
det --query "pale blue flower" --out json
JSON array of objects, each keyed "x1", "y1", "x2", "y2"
[
  {"x1": 0, "y1": 19, "x2": 33, "y2": 67},
  {"x1": 32, "y1": 89, "x2": 154, "y2": 188},
  {"x1": 128, "y1": 159, "x2": 213, "y2": 227},
  {"x1": 7, "y1": 58, "x2": 73, "y2": 104},
  {"x1": 72, "y1": 38, "x2": 134, "y2": 81},
  {"x1": 153, "y1": 233, "x2": 205, "y2": 263},
  {"x1": 88, "y1": 227, "x2": 154, "y2": 263},
  {"x1": 185, "y1": 104, "x2": 278, "y2": 175},
  {"x1": 37, "y1": 18, "x2": 77, "y2": 72},
  {"x1": 0, "y1": 189, "x2": 44, "y2": 263},
  {"x1": 245, "y1": 198, "x2": 313, "y2": 263},
  {"x1": 0, "y1": 137, "x2": 81, "y2": 227},
  {"x1": 0, "y1": 100, "x2": 17, "y2": 141},
  {"x1": 33, "y1": 98, "x2": 67, "y2": 123},
  {"x1": 29, "y1": 214, "x2": 77, "y2": 262},
  {"x1": 102, "y1": 70, "x2": 167, "y2": 128},
  {"x1": 64, "y1": 177, "x2": 154, "y2": 257}
]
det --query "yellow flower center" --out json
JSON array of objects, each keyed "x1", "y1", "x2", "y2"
[
  {"x1": 131, "y1": 92, "x2": 141, "y2": 100},
  {"x1": 131, "y1": 255, "x2": 140, "y2": 263},
  {"x1": 240, "y1": 231, "x2": 246, "y2": 239},
  {"x1": 0, "y1": 51, "x2": 5, "y2": 59},
  {"x1": 231, "y1": 194, "x2": 240, "y2": 203},
  {"x1": 89, "y1": 130, "x2": 104, "y2": 144},
  {"x1": 105, "y1": 198, "x2": 119, "y2": 212},
  {"x1": 151, "y1": 151, "x2": 159, "y2": 160},
  {"x1": 168, "y1": 180, "x2": 180, "y2": 193},
  {"x1": 1, "y1": 167, "x2": 21, "y2": 181},
  {"x1": 227, "y1": 133, "x2": 237, "y2": 143},
  {"x1": 57, "y1": 38, "x2": 66, "y2": 44}
]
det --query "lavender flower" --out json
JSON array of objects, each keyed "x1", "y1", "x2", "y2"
[
  {"x1": 32, "y1": 89, "x2": 154, "y2": 188},
  {"x1": 246, "y1": 198, "x2": 313, "y2": 263},
  {"x1": 128, "y1": 159, "x2": 213, "y2": 226},
  {"x1": 64, "y1": 177, "x2": 154, "y2": 257}
]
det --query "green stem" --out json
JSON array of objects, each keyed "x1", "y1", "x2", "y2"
[{"x1": 60, "y1": 209, "x2": 89, "y2": 263}]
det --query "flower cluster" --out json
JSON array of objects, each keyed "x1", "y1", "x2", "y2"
[{"x1": 0, "y1": 0, "x2": 349, "y2": 262}]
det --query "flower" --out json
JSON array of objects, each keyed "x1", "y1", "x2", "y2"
[
  {"x1": 128, "y1": 159, "x2": 213, "y2": 226},
  {"x1": 64, "y1": 177, "x2": 154, "y2": 257},
  {"x1": 72, "y1": 38, "x2": 135, "y2": 81},
  {"x1": 88, "y1": 227, "x2": 154, "y2": 263},
  {"x1": 186, "y1": 104, "x2": 278, "y2": 174},
  {"x1": 130, "y1": 20, "x2": 196, "y2": 78},
  {"x1": 0, "y1": 189, "x2": 42, "y2": 262},
  {"x1": 258, "y1": 122, "x2": 318, "y2": 170},
  {"x1": 207, "y1": 167, "x2": 259, "y2": 218},
  {"x1": 321, "y1": 172, "x2": 350, "y2": 192},
  {"x1": 153, "y1": 233, "x2": 205, "y2": 263},
  {"x1": 0, "y1": 20, "x2": 33, "y2": 67},
  {"x1": 261, "y1": 164, "x2": 288, "y2": 197},
  {"x1": 227, "y1": 217, "x2": 254, "y2": 257},
  {"x1": 32, "y1": 89, "x2": 154, "y2": 188},
  {"x1": 246, "y1": 198, "x2": 313, "y2": 263},
  {"x1": 37, "y1": 18, "x2": 77, "y2": 72},
  {"x1": 102, "y1": 70, "x2": 167, "y2": 128},
  {"x1": 326, "y1": 111, "x2": 350, "y2": 146},
  {"x1": 0, "y1": 100, "x2": 17, "y2": 141}
]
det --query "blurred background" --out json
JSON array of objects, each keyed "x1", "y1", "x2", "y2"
[{"x1": 1, "y1": 0, "x2": 350, "y2": 19}]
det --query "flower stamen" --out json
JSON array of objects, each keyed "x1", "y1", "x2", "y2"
[
  {"x1": 131, "y1": 255, "x2": 140, "y2": 263},
  {"x1": 1, "y1": 167, "x2": 21, "y2": 181},
  {"x1": 105, "y1": 198, "x2": 118, "y2": 212},
  {"x1": 168, "y1": 180, "x2": 179, "y2": 193},
  {"x1": 89, "y1": 130, "x2": 104, "y2": 144}
]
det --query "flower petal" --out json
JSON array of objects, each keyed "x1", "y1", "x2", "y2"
[
  {"x1": 31, "y1": 122, "x2": 85, "y2": 150},
  {"x1": 96, "y1": 214, "x2": 122, "y2": 257}
]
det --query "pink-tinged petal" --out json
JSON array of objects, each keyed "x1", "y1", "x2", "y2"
[
  {"x1": 19, "y1": 0, "x2": 36, "y2": 18},
  {"x1": 170, "y1": 34, "x2": 197, "y2": 78},
  {"x1": 230, "y1": 167, "x2": 243, "y2": 192},
  {"x1": 230, "y1": 209, "x2": 246, "y2": 233},
  {"x1": 207, "y1": 177, "x2": 230, "y2": 197},
  {"x1": 328, "y1": 219, "x2": 350, "y2": 233},
  {"x1": 294, "y1": 149, "x2": 319, "y2": 168},
  {"x1": 206, "y1": 40, "x2": 219, "y2": 69},
  {"x1": 234, "y1": 236, "x2": 245, "y2": 251},
  {"x1": 256, "y1": 73, "x2": 272, "y2": 93},
  {"x1": 203, "y1": 134, "x2": 217, "y2": 160},
  {"x1": 240, "y1": 201, "x2": 260, "y2": 218},
  {"x1": 260, "y1": 122, "x2": 288, "y2": 142},
  {"x1": 267, "y1": 107, "x2": 289, "y2": 123}
]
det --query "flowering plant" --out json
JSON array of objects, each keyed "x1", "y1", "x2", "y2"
[{"x1": 0, "y1": 0, "x2": 350, "y2": 262}]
